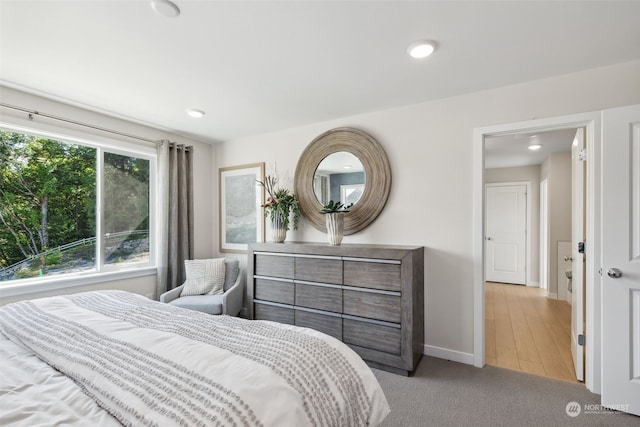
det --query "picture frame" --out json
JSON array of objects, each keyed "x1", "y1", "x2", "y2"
[{"x1": 219, "y1": 162, "x2": 265, "y2": 253}]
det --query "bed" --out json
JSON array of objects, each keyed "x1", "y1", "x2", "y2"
[{"x1": 0, "y1": 290, "x2": 390, "y2": 426}]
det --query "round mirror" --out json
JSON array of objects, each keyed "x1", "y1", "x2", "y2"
[
  {"x1": 314, "y1": 152, "x2": 365, "y2": 207},
  {"x1": 295, "y1": 128, "x2": 391, "y2": 235}
]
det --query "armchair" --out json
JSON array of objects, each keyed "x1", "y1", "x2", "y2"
[{"x1": 160, "y1": 259, "x2": 244, "y2": 316}]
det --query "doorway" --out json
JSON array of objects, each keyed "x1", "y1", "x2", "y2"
[
  {"x1": 472, "y1": 111, "x2": 603, "y2": 394},
  {"x1": 483, "y1": 130, "x2": 578, "y2": 383}
]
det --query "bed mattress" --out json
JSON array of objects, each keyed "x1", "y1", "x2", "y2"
[{"x1": 0, "y1": 290, "x2": 389, "y2": 426}]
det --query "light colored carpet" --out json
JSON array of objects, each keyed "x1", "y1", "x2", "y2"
[{"x1": 373, "y1": 356, "x2": 638, "y2": 427}]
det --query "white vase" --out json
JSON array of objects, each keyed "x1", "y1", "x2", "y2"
[
  {"x1": 325, "y1": 213, "x2": 344, "y2": 245},
  {"x1": 270, "y1": 211, "x2": 288, "y2": 243}
]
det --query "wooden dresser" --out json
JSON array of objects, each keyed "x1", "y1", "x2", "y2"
[{"x1": 247, "y1": 242, "x2": 424, "y2": 375}]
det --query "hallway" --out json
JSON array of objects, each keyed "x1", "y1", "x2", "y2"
[{"x1": 485, "y1": 282, "x2": 579, "y2": 383}]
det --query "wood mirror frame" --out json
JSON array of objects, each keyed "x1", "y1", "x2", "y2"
[{"x1": 294, "y1": 127, "x2": 391, "y2": 235}]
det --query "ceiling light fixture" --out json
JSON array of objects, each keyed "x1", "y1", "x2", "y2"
[
  {"x1": 186, "y1": 109, "x2": 205, "y2": 118},
  {"x1": 528, "y1": 144, "x2": 543, "y2": 151},
  {"x1": 151, "y1": 0, "x2": 180, "y2": 18},
  {"x1": 407, "y1": 40, "x2": 437, "y2": 59}
]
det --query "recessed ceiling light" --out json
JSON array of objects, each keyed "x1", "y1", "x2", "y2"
[
  {"x1": 407, "y1": 40, "x2": 437, "y2": 59},
  {"x1": 344, "y1": 164, "x2": 353, "y2": 169},
  {"x1": 151, "y1": 0, "x2": 180, "y2": 18},
  {"x1": 186, "y1": 109, "x2": 205, "y2": 118},
  {"x1": 528, "y1": 144, "x2": 543, "y2": 151}
]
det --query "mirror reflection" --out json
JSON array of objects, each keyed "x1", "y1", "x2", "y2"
[{"x1": 313, "y1": 152, "x2": 365, "y2": 206}]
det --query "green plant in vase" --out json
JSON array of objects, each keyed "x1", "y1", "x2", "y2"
[
  {"x1": 257, "y1": 175, "x2": 301, "y2": 242},
  {"x1": 319, "y1": 200, "x2": 353, "y2": 214}
]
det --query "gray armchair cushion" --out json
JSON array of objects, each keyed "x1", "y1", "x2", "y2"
[{"x1": 169, "y1": 294, "x2": 224, "y2": 315}]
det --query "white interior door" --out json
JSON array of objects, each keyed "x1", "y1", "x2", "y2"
[
  {"x1": 571, "y1": 128, "x2": 585, "y2": 382},
  {"x1": 485, "y1": 184, "x2": 527, "y2": 284},
  {"x1": 601, "y1": 104, "x2": 640, "y2": 415}
]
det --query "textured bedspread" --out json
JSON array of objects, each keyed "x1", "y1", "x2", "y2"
[{"x1": 0, "y1": 290, "x2": 389, "y2": 427}]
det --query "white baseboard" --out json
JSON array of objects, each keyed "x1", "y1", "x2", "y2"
[
  {"x1": 546, "y1": 292, "x2": 558, "y2": 299},
  {"x1": 424, "y1": 345, "x2": 474, "y2": 366},
  {"x1": 526, "y1": 281, "x2": 540, "y2": 287}
]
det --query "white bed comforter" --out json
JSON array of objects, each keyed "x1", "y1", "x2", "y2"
[{"x1": 0, "y1": 290, "x2": 389, "y2": 427}]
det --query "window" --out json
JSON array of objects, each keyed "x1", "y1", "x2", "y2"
[
  {"x1": 103, "y1": 152, "x2": 150, "y2": 266},
  {"x1": 0, "y1": 129, "x2": 154, "y2": 284},
  {"x1": 341, "y1": 183, "x2": 364, "y2": 206}
]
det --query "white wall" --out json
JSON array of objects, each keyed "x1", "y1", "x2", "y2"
[
  {"x1": 540, "y1": 152, "x2": 572, "y2": 298},
  {"x1": 0, "y1": 86, "x2": 216, "y2": 303},
  {"x1": 214, "y1": 60, "x2": 640, "y2": 360},
  {"x1": 485, "y1": 165, "x2": 541, "y2": 286}
]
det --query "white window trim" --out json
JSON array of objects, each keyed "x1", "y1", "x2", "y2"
[{"x1": 0, "y1": 267, "x2": 158, "y2": 298}]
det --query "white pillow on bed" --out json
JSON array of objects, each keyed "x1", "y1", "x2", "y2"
[{"x1": 180, "y1": 258, "x2": 226, "y2": 297}]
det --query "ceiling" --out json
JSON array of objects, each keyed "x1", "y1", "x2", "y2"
[
  {"x1": 484, "y1": 128, "x2": 578, "y2": 169},
  {"x1": 1, "y1": 1, "x2": 639, "y2": 144},
  {"x1": 317, "y1": 152, "x2": 364, "y2": 174}
]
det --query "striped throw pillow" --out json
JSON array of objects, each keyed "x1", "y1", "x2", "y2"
[{"x1": 180, "y1": 258, "x2": 226, "y2": 296}]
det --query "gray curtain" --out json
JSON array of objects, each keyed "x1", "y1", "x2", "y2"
[{"x1": 157, "y1": 141, "x2": 194, "y2": 297}]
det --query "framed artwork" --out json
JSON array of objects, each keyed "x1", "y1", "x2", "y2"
[{"x1": 219, "y1": 162, "x2": 265, "y2": 253}]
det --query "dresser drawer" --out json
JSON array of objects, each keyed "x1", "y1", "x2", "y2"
[
  {"x1": 254, "y1": 303, "x2": 294, "y2": 325},
  {"x1": 295, "y1": 282, "x2": 342, "y2": 313},
  {"x1": 294, "y1": 257, "x2": 342, "y2": 284},
  {"x1": 255, "y1": 278, "x2": 294, "y2": 305},
  {"x1": 343, "y1": 289, "x2": 401, "y2": 323},
  {"x1": 343, "y1": 260, "x2": 401, "y2": 291},
  {"x1": 295, "y1": 309, "x2": 342, "y2": 340},
  {"x1": 343, "y1": 318, "x2": 401, "y2": 355},
  {"x1": 255, "y1": 254, "x2": 294, "y2": 278}
]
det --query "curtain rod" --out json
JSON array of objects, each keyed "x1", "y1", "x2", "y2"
[{"x1": 0, "y1": 102, "x2": 162, "y2": 146}]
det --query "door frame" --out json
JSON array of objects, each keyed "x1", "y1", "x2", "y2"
[
  {"x1": 473, "y1": 111, "x2": 602, "y2": 394},
  {"x1": 484, "y1": 182, "x2": 531, "y2": 285}
]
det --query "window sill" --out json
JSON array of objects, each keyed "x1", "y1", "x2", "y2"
[{"x1": 0, "y1": 267, "x2": 157, "y2": 298}]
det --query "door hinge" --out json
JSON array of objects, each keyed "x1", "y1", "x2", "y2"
[
  {"x1": 578, "y1": 334, "x2": 586, "y2": 346},
  {"x1": 578, "y1": 148, "x2": 587, "y2": 162}
]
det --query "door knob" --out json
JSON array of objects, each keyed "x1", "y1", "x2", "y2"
[{"x1": 607, "y1": 268, "x2": 622, "y2": 278}]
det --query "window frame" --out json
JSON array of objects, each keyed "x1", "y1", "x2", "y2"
[{"x1": 0, "y1": 122, "x2": 157, "y2": 295}]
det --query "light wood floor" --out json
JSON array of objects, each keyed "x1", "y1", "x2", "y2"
[{"x1": 485, "y1": 282, "x2": 580, "y2": 384}]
